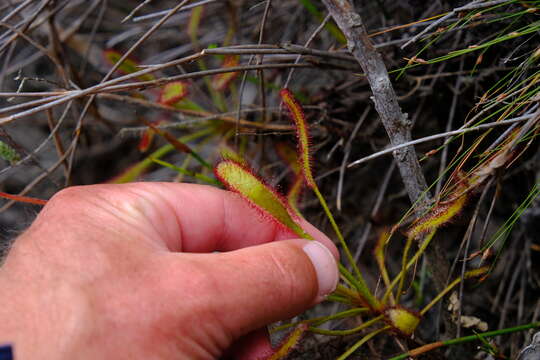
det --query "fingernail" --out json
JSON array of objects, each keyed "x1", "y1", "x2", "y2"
[{"x1": 302, "y1": 241, "x2": 339, "y2": 299}]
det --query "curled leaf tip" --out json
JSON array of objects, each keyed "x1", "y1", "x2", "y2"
[{"x1": 280, "y1": 89, "x2": 315, "y2": 188}]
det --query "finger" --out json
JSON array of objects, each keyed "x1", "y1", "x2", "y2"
[
  {"x1": 164, "y1": 239, "x2": 339, "y2": 339},
  {"x1": 223, "y1": 328, "x2": 273, "y2": 360},
  {"x1": 36, "y1": 183, "x2": 338, "y2": 257}
]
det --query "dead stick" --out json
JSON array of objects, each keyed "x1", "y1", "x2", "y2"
[{"x1": 321, "y1": 0, "x2": 455, "y2": 336}]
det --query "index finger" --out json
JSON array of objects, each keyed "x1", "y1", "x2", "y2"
[
  {"x1": 143, "y1": 183, "x2": 337, "y2": 255},
  {"x1": 41, "y1": 183, "x2": 338, "y2": 257}
]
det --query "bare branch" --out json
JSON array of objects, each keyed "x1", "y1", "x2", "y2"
[
  {"x1": 322, "y1": 0, "x2": 430, "y2": 208},
  {"x1": 322, "y1": 0, "x2": 454, "y2": 334}
]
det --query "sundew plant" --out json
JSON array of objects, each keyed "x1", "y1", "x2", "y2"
[{"x1": 0, "y1": 0, "x2": 539, "y2": 358}]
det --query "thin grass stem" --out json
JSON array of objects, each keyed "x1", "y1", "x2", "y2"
[
  {"x1": 382, "y1": 230, "x2": 436, "y2": 303},
  {"x1": 314, "y1": 185, "x2": 378, "y2": 309},
  {"x1": 309, "y1": 315, "x2": 384, "y2": 336},
  {"x1": 388, "y1": 321, "x2": 540, "y2": 360},
  {"x1": 337, "y1": 326, "x2": 389, "y2": 360}
]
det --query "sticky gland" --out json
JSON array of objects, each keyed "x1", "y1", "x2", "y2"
[{"x1": 279, "y1": 89, "x2": 315, "y2": 189}]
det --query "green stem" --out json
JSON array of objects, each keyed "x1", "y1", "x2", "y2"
[
  {"x1": 339, "y1": 269, "x2": 356, "y2": 289},
  {"x1": 337, "y1": 326, "x2": 389, "y2": 360},
  {"x1": 325, "y1": 294, "x2": 354, "y2": 306},
  {"x1": 313, "y1": 186, "x2": 378, "y2": 309},
  {"x1": 395, "y1": 234, "x2": 414, "y2": 303},
  {"x1": 271, "y1": 307, "x2": 368, "y2": 333},
  {"x1": 388, "y1": 321, "x2": 540, "y2": 360},
  {"x1": 309, "y1": 315, "x2": 384, "y2": 336},
  {"x1": 311, "y1": 308, "x2": 369, "y2": 327},
  {"x1": 334, "y1": 283, "x2": 359, "y2": 299},
  {"x1": 381, "y1": 230, "x2": 436, "y2": 304}
]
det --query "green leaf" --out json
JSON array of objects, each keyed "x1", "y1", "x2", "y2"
[
  {"x1": 214, "y1": 160, "x2": 311, "y2": 239},
  {"x1": 280, "y1": 89, "x2": 315, "y2": 188},
  {"x1": 0, "y1": 140, "x2": 20, "y2": 164}
]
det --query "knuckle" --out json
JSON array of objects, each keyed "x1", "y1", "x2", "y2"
[
  {"x1": 48, "y1": 185, "x2": 89, "y2": 205},
  {"x1": 266, "y1": 245, "x2": 314, "y2": 304}
]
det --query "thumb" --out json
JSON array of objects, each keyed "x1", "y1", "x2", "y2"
[{"x1": 182, "y1": 239, "x2": 339, "y2": 338}]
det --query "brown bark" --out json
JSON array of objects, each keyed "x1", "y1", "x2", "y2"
[{"x1": 321, "y1": 0, "x2": 455, "y2": 338}]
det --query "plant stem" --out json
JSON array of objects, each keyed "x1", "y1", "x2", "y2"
[
  {"x1": 395, "y1": 234, "x2": 414, "y2": 303},
  {"x1": 337, "y1": 326, "x2": 389, "y2": 360},
  {"x1": 420, "y1": 266, "x2": 488, "y2": 316},
  {"x1": 322, "y1": 0, "x2": 455, "y2": 334},
  {"x1": 388, "y1": 321, "x2": 540, "y2": 360},
  {"x1": 381, "y1": 230, "x2": 436, "y2": 304},
  {"x1": 313, "y1": 186, "x2": 378, "y2": 309},
  {"x1": 420, "y1": 275, "x2": 461, "y2": 316},
  {"x1": 325, "y1": 294, "x2": 354, "y2": 306},
  {"x1": 309, "y1": 315, "x2": 384, "y2": 336},
  {"x1": 271, "y1": 307, "x2": 368, "y2": 333}
]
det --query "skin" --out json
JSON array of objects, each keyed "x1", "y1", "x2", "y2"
[{"x1": 0, "y1": 183, "x2": 338, "y2": 360}]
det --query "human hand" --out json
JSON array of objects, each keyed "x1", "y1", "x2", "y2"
[{"x1": 0, "y1": 183, "x2": 339, "y2": 359}]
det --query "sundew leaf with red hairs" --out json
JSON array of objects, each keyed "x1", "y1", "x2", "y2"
[
  {"x1": 138, "y1": 119, "x2": 167, "y2": 153},
  {"x1": 267, "y1": 323, "x2": 308, "y2": 360},
  {"x1": 138, "y1": 126, "x2": 155, "y2": 153},
  {"x1": 407, "y1": 194, "x2": 467, "y2": 239},
  {"x1": 158, "y1": 81, "x2": 189, "y2": 106},
  {"x1": 407, "y1": 177, "x2": 469, "y2": 239},
  {"x1": 215, "y1": 160, "x2": 311, "y2": 239},
  {"x1": 211, "y1": 55, "x2": 240, "y2": 91},
  {"x1": 280, "y1": 89, "x2": 315, "y2": 188}
]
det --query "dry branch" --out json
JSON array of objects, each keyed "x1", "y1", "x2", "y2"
[{"x1": 321, "y1": 0, "x2": 455, "y2": 336}]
